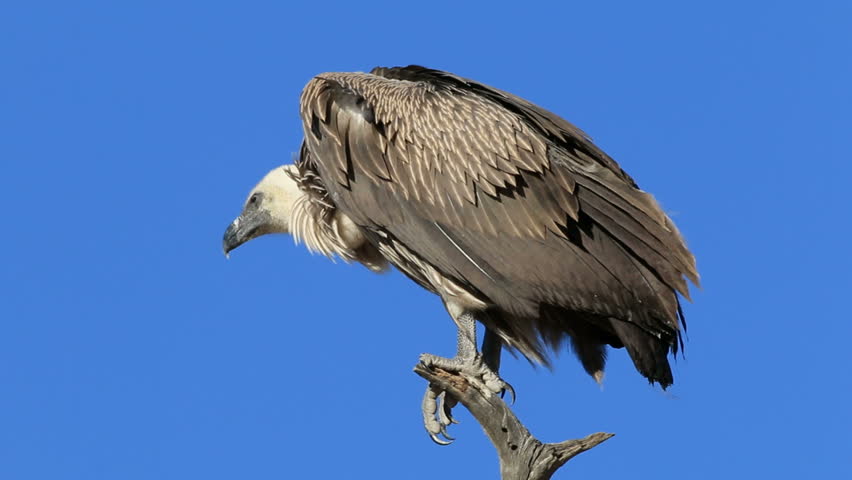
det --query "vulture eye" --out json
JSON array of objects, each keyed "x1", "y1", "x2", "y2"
[{"x1": 249, "y1": 193, "x2": 260, "y2": 205}]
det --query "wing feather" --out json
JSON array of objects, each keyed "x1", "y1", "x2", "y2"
[{"x1": 299, "y1": 66, "x2": 699, "y2": 378}]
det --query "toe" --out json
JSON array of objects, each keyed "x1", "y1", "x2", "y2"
[
  {"x1": 422, "y1": 385, "x2": 455, "y2": 445},
  {"x1": 437, "y1": 391, "x2": 459, "y2": 426}
]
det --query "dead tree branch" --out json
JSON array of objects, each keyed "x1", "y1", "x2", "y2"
[{"x1": 414, "y1": 363, "x2": 614, "y2": 480}]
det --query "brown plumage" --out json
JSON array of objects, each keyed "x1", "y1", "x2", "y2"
[{"x1": 227, "y1": 65, "x2": 698, "y2": 389}]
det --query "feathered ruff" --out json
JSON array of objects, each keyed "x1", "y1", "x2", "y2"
[{"x1": 288, "y1": 146, "x2": 388, "y2": 273}]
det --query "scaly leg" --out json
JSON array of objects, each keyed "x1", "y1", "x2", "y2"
[
  {"x1": 481, "y1": 326, "x2": 502, "y2": 377},
  {"x1": 420, "y1": 307, "x2": 510, "y2": 445},
  {"x1": 482, "y1": 327, "x2": 515, "y2": 403}
]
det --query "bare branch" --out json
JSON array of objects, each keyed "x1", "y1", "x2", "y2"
[{"x1": 414, "y1": 363, "x2": 614, "y2": 480}]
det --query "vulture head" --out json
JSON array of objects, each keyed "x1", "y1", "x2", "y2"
[
  {"x1": 222, "y1": 165, "x2": 303, "y2": 257},
  {"x1": 222, "y1": 163, "x2": 389, "y2": 271}
]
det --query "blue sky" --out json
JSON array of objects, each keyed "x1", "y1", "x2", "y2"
[{"x1": 2, "y1": 1, "x2": 851, "y2": 478}]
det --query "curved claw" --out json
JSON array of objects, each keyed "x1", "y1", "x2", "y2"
[
  {"x1": 429, "y1": 432, "x2": 454, "y2": 446},
  {"x1": 500, "y1": 380, "x2": 517, "y2": 405}
]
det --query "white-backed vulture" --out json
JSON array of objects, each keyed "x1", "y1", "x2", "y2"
[{"x1": 223, "y1": 65, "x2": 699, "y2": 444}]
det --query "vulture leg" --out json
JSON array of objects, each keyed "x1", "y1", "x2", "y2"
[
  {"x1": 481, "y1": 327, "x2": 502, "y2": 373},
  {"x1": 420, "y1": 304, "x2": 510, "y2": 445},
  {"x1": 482, "y1": 327, "x2": 515, "y2": 403}
]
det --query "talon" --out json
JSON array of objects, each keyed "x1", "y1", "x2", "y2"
[
  {"x1": 420, "y1": 351, "x2": 516, "y2": 444},
  {"x1": 430, "y1": 433, "x2": 454, "y2": 446},
  {"x1": 501, "y1": 381, "x2": 517, "y2": 405}
]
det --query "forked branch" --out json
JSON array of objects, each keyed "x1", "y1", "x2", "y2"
[{"x1": 414, "y1": 363, "x2": 614, "y2": 480}]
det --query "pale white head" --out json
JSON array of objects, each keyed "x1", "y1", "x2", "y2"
[{"x1": 222, "y1": 165, "x2": 304, "y2": 256}]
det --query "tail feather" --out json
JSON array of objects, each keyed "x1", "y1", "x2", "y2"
[
  {"x1": 570, "y1": 334, "x2": 608, "y2": 383},
  {"x1": 609, "y1": 318, "x2": 674, "y2": 388}
]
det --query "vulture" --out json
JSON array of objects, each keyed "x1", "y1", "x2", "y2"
[{"x1": 223, "y1": 65, "x2": 699, "y2": 444}]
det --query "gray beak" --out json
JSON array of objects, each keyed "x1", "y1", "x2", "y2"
[{"x1": 222, "y1": 210, "x2": 271, "y2": 257}]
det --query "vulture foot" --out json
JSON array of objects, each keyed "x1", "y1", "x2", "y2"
[{"x1": 419, "y1": 353, "x2": 511, "y2": 445}]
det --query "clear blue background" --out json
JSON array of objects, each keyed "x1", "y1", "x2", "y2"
[{"x1": 3, "y1": 1, "x2": 851, "y2": 478}]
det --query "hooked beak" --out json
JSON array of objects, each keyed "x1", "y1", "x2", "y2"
[{"x1": 222, "y1": 210, "x2": 271, "y2": 258}]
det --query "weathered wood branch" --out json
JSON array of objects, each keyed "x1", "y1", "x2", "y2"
[{"x1": 414, "y1": 363, "x2": 614, "y2": 480}]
